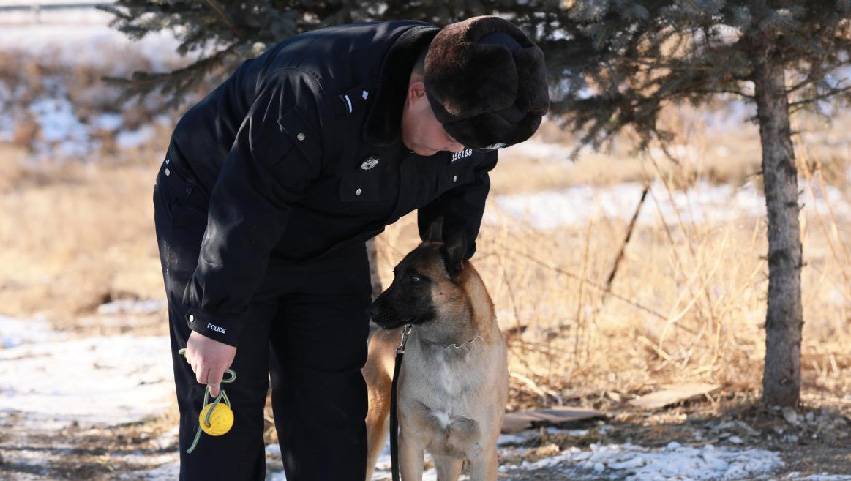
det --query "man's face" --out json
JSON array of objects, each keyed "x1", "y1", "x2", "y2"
[{"x1": 400, "y1": 79, "x2": 465, "y2": 157}]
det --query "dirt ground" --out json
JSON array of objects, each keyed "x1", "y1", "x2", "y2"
[
  {"x1": 2, "y1": 389, "x2": 848, "y2": 479},
  {"x1": 1, "y1": 310, "x2": 849, "y2": 481}
]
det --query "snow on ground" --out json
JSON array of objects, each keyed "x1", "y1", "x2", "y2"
[
  {"x1": 0, "y1": 7, "x2": 191, "y2": 159},
  {"x1": 138, "y1": 431, "x2": 794, "y2": 481},
  {"x1": 490, "y1": 180, "x2": 763, "y2": 229},
  {"x1": 2, "y1": 318, "x2": 850, "y2": 479},
  {"x1": 489, "y1": 176, "x2": 851, "y2": 230},
  {"x1": 1, "y1": 314, "x2": 60, "y2": 348},
  {"x1": 0, "y1": 314, "x2": 173, "y2": 426},
  {"x1": 502, "y1": 139, "x2": 575, "y2": 161},
  {"x1": 500, "y1": 441, "x2": 784, "y2": 480},
  {"x1": 0, "y1": 8, "x2": 185, "y2": 71},
  {"x1": 790, "y1": 477, "x2": 851, "y2": 481}
]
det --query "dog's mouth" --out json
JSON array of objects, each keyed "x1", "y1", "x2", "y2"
[
  {"x1": 372, "y1": 315, "x2": 412, "y2": 330},
  {"x1": 370, "y1": 296, "x2": 435, "y2": 329},
  {"x1": 372, "y1": 312, "x2": 431, "y2": 330}
]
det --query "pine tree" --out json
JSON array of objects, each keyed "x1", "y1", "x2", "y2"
[
  {"x1": 102, "y1": 0, "x2": 851, "y2": 407},
  {"x1": 99, "y1": 0, "x2": 541, "y2": 107},
  {"x1": 545, "y1": 0, "x2": 851, "y2": 408}
]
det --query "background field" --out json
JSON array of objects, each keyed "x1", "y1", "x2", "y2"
[{"x1": 0, "y1": 6, "x2": 849, "y2": 481}]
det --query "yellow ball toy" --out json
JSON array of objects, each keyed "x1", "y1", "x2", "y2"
[
  {"x1": 199, "y1": 401, "x2": 234, "y2": 436},
  {"x1": 177, "y1": 348, "x2": 238, "y2": 453}
]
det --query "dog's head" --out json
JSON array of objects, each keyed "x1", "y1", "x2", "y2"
[{"x1": 369, "y1": 218, "x2": 470, "y2": 330}]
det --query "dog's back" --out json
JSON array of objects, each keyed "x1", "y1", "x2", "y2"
[{"x1": 363, "y1": 327, "x2": 401, "y2": 480}]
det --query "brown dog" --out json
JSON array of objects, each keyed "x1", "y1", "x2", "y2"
[{"x1": 362, "y1": 223, "x2": 508, "y2": 480}]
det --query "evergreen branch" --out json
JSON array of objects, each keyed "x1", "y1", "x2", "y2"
[
  {"x1": 203, "y1": 0, "x2": 243, "y2": 38},
  {"x1": 789, "y1": 84, "x2": 851, "y2": 109}
]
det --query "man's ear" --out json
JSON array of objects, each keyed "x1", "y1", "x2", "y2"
[
  {"x1": 441, "y1": 230, "x2": 467, "y2": 278},
  {"x1": 407, "y1": 79, "x2": 426, "y2": 102},
  {"x1": 426, "y1": 217, "x2": 444, "y2": 243}
]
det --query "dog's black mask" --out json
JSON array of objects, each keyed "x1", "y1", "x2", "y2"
[
  {"x1": 369, "y1": 244, "x2": 438, "y2": 329},
  {"x1": 369, "y1": 218, "x2": 467, "y2": 330}
]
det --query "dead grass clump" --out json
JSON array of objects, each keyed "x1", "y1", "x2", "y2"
[
  {"x1": 373, "y1": 150, "x2": 851, "y2": 408},
  {"x1": 0, "y1": 153, "x2": 164, "y2": 325}
]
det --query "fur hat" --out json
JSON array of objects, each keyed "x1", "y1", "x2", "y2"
[{"x1": 424, "y1": 15, "x2": 550, "y2": 149}]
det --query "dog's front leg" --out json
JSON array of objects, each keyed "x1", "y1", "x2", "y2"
[
  {"x1": 433, "y1": 453, "x2": 463, "y2": 481},
  {"x1": 467, "y1": 443, "x2": 498, "y2": 481},
  {"x1": 398, "y1": 430, "x2": 425, "y2": 481}
]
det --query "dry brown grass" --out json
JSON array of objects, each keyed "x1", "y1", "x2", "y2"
[
  {"x1": 371, "y1": 202, "x2": 850, "y2": 411},
  {"x1": 1, "y1": 104, "x2": 850, "y2": 411},
  {"x1": 0, "y1": 138, "x2": 169, "y2": 324},
  {"x1": 373, "y1": 109, "x2": 851, "y2": 409}
]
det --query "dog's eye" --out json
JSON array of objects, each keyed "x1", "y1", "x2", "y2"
[{"x1": 409, "y1": 273, "x2": 423, "y2": 283}]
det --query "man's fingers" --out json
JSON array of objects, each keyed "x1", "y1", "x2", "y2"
[
  {"x1": 207, "y1": 382, "x2": 221, "y2": 397},
  {"x1": 206, "y1": 367, "x2": 225, "y2": 396},
  {"x1": 196, "y1": 366, "x2": 209, "y2": 385}
]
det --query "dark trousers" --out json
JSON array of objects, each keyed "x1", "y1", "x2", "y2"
[{"x1": 153, "y1": 159, "x2": 372, "y2": 481}]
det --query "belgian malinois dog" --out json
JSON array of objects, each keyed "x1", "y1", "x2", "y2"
[{"x1": 362, "y1": 221, "x2": 508, "y2": 481}]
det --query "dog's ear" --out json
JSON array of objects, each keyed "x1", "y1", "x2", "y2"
[
  {"x1": 425, "y1": 216, "x2": 444, "y2": 243},
  {"x1": 441, "y1": 229, "x2": 467, "y2": 278}
]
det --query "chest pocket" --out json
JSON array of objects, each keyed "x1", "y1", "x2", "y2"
[
  {"x1": 275, "y1": 108, "x2": 323, "y2": 164},
  {"x1": 339, "y1": 155, "x2": 387, "y2": 203}
]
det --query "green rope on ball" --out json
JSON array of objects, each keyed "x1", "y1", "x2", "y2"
[{"x1": 178, "y1": 347, "x2": 237, "y2": 454}]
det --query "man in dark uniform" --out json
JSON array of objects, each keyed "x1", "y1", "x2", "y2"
[{"x1": 153, "y1": 15, "x2": 548, "y2": 481}]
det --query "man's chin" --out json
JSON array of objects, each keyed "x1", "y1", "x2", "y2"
[
  {"x1": 414, "y1": 147, "x2": 438, "y2": 156},
  {"x1": 401, "y1": 138, "x2": 438, "y2": 157}
]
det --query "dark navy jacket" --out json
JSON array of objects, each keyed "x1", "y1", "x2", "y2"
[{"x1": 165, "y1": 20, "x2": 498, "y2": 346}]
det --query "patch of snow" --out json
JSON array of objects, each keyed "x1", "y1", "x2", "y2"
[
  {"x1": 0, "y1": 8, "x2": 192, "y2": 160},
  {"x1": 500, "y1": 441, "x2": 784, "y2": 481},
  {"x1": 97, "y1": 298, "x2": 164, "y2": 316},
  {"x1": 91, "y1": 112, "x2": 124, "y2": 131},
  {"x1": 28, "y1": 95, "x2": 90, "y2": 154},
  {"x1": 545, "y1": 426, "x2": 590, "y2": 437},
  {"x1": 499, "y1": 432, "x2": 536, "y2": 445},
  {"x1": 0, "y1": 314, "x2": 59, "y2": 348},
  {"x1": 0, "y1": 316, "x2": 172, "y2": 426},
  {"x1": 0, "y1": 9, "x2": 188, "y2": 71},
  {"x1": 489, "y1": 179, "x2": 851, "y2": 230},
  {"x1": 503, "y1": 140, "x2": 573, "y2": 161},
  {"x1": 135, "y1": 461, "x2": 180, "y2": 481},
  {"x1": 116, "y1": 124, "x2": 156, "y2": 150},
  {"x1": 115, "y1": 451, "x2": 179, "y2": 481},
  {"x1": 790, "y1": 476, "x2": 851, "y2": 481}
]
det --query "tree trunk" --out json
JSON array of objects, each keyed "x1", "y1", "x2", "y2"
[{"x1": 753, "y1": 48, "x2": 803, "y2": 407}]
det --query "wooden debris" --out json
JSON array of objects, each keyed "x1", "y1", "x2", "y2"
[
  {"x1": 628, "y1": 383, "x2": 719, "y2": 410},
  {"x1": 502, "y1": 406, "x2": 605, "y2": 433}
]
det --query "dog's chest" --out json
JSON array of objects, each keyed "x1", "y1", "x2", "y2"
[
  {"x1": 401, "y1": 343, "x2": 485, "y2": 442},
  {"x1": 432, "y1": 351, "x2": 464, "y2": 395},
  {"x1": 413, "y1": 346, "x2": 473, "y2": 398},
  {"x1": 413, "y1": 351, "x2": 487, "y2": 455}
]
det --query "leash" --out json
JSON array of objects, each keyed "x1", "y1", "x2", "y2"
[
  {"x1": 178, "y1": 347, "x2": 237, "y2": 454},
  {"x1": 390, "y1": 324, "x2": 412, "y2": 481}
]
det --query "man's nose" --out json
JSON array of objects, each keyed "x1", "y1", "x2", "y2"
[{"x1": 446, "y1": 140, "x2": 465, "y2": 153}]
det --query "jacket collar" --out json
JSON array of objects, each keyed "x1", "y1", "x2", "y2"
[{"x1": 364, "y1": 24, "x2": 440, "y2": 146}]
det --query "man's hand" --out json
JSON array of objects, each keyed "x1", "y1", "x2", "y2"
[{"x1": 185, "y1": 330, "x2": 236, "y2": 397}]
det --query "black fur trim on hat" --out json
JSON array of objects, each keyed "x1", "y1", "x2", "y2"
[{"x1": 424, "y1": 15, "x2": 549, "y2": 149}]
